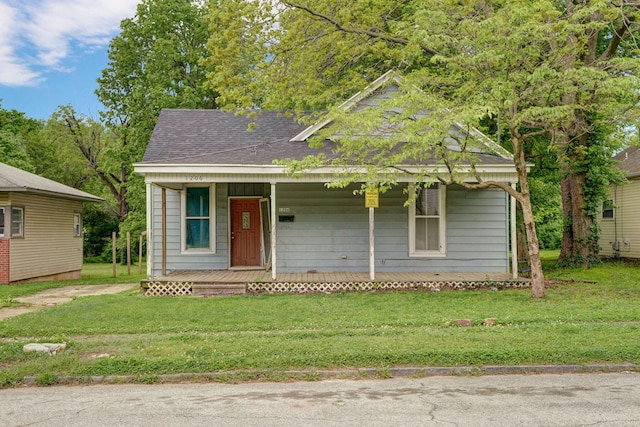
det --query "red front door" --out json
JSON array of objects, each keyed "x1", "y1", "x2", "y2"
[{"x1": 230, "y1": 199, "x2": 261, "y2": 267}]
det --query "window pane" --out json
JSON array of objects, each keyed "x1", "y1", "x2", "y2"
[
  {"x1": 74, "y1": 213, "x2": 82, "y2": 236},
  {"x1": 602, "y1": 200, "x2": 614, "y2": 219},
  {"x1": 0, "y1": 207, "x2": 4, "y2": 236},
  {"x1": 186, "y1": 219, "x2": 210, "y2": 248},
  {"x1": 11, "y1": 207, "x2": 23, "y2": 236},
  {"x1": 415, "y1": 184, "x2": 439, "y2": 216},
  {"x1": 427, "y1": 218, "x2": 440, "y2": 250},
  {"x1": 415, "y1": 218, "x2": 427, "y2": 251},
  {"x1": 186, "y1": 188, "x2": 209, "y2": 217}
]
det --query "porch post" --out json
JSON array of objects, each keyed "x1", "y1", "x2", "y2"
[
  {"x1": 145, "y1": 182, "x2": 153, "y2": 276},
  {"x1": 271, "y1": 182, "x2": 277, "y2": 280},
  {"x1": 161, "y1": 187, "x2": 167, "y2": 277},
  {"x1": 511, "y1": 183, "x2": 518, "y2": 279},
  {"x1": 369, "y1": 207, "x2": 375, "y2": 281}
]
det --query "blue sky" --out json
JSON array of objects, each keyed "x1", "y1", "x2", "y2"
[{"x1": 0, "y1": 0, "x2": 141, "y2": 120}]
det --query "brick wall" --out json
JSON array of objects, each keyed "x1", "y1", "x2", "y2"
[{"x1": 0, "y1": 238, "x2": 9, "y2": 284}]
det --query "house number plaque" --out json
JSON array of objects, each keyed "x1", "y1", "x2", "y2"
[{"x1": 242, "y1": 212, "x2": 251, "y2": 229}]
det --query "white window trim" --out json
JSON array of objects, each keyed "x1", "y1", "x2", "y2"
[
  {"x1": 11, "y1": 206, "x2": 24, "y2": 238},
  {"x1": 408, "y1": 184, "x2": 446, "y2": 257},
  {"x1": 602, "y1": 199, "x2": 615, "y2": 220},
  {"x1": 73, "y1": 212, "x2": 82, "y2": 237},
  {"x1": 181, "y1": 184, "x2": 216, "y2": 253}
]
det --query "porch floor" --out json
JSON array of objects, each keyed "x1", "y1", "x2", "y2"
[{"x1": 151, "y1": 270, "x2": 518, "y2": 284}]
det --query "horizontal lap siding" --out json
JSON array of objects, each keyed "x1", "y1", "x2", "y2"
[
  {"x1": 275, "y1": 183, "x2": 509, "y2": 273},
  {"x1": 9, "y1": 194, "x2": 83, "y2": 282},
  {"x1": 149, "y1": 184, "x2": 228, "y2": 276},
  {"x1": 276, "y1": 183, "x2": 368, "y2": 272},
  {"x1": 599, "y1": 181, "x2": 640, "y2": 258}
]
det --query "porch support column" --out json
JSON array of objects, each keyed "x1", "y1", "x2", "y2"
[
  {"x1": 161, "y1": 187, "x2": 167, "y2": 277},
  {"x1": 511, "y1": 182, "x2": 518, "y2": 279},
  {"x1": 270, "y1": 182, "x2": 277, "y2": 280},
  {"x1": 145, "y1": 182, "x2": 153, "y2": 277},
  {"x1": 369, "y1": 207, "x2": 375, "y2": 281}
]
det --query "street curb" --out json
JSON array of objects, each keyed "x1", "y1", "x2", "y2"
[{"x1": 20, "y1": 363, "x2": 640, "y2": 387}]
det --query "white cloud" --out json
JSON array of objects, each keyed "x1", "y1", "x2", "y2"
[{"x1": 0, "y1": 0, "x2": 140, "y2": 86}]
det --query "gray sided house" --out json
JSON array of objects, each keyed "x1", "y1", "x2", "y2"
[
  {"x1": 135, "y1": 73, "x2": 520, "y2": 281},
  {"x1": 599, "y1": 146, "x2": 640, "y2": 258},
  {"x1": 0, "y1": 162, "x2": 103, "y2": 284}
]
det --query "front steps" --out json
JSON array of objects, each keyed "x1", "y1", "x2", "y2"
[{"x1": 191, "y1": 283, "x2": 247, "y2": 297}]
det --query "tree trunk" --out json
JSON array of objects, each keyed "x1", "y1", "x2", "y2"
[
  {"x1": 512, "y1": 135, "x2": 545, "y2": 298},
  {"x1": 520, "y1": 194, "x2": 545, "y2": 298},
  {"x1": 516, "y1": 204, "x2": 530, "y2": 270}
]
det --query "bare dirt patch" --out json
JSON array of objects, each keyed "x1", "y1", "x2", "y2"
[{"x1": 0, "y1": 284, "x2": 137, "y2": 321}]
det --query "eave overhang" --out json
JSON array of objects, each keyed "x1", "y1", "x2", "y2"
[{"x1": 134, "y1": 163, "x2": 520, "y2": 185}]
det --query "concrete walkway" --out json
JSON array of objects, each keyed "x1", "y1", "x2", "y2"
[{"x1": 0, "y1": 283, "x2": 137, "y2": 321}]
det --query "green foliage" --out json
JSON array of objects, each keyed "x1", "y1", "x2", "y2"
[
  {"x1": 529, "y1": 178, "x2": 562, "y2": 249},
  {"x1": 0, "y1": 103, "x2": 41, "y2": 171}
]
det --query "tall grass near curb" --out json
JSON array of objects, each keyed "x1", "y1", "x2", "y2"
[{"x1": 1, "y1": 256, "x2": 639, "y2": 386}]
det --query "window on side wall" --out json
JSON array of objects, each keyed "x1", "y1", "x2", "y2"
[
  {"x1": 74, "y1": 213, "x2": 82, "y2": 237},
  {"x1": 182, "y1": 185, "x2": 215, "y2": 252},
  {"x1": 0, "y1": 207, "x2": 5, "y2": 237},
  {"x1": 11, "y1": 207, "x2": 24, "y2": 237},
  {"x1": 602, "y1": 199, "x2": 614, "y2": 220},
  {"x1": 409, "y1": 183, "x2": 446, "y2": 257}
]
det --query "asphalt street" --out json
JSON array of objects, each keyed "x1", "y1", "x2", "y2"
[{"x1": 1, "y1": 372, "x2": 639, "y2": 426}]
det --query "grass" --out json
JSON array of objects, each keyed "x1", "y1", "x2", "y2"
[{"x1": 0, "y1": 255, "x2": 639, "y2": 387}]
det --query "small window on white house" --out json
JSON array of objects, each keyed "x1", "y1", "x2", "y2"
[
  {"x1": 409, "y1": 183, "x2": 446, "y2": 257},
  {"x1": 602, "y1": 199, "x2": 614, "y2": 220},
  {"x1": 11, "y1": 207, "x2": 24, "y2": 237},
  {"x1": 74, "y1": 213, "x2": 82, "y2": 236},
  {"x1": 0, "y1": 207, "x2": 4, "y2": 237},
  {"x1": 182, "y1": 185, "x2": 215, "y2": 252}
]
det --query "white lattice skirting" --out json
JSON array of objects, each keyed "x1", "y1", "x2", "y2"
[
  {"x1": 248, "y1": 280, "x2": 530, "y2": 294},
  {"x1": 142, "y1": 279, "x2": 529, "y2": 296},
  {"x1": 144, "y1": 281, "x2": 193, "y2": 296}
]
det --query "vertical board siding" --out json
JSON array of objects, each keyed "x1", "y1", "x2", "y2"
[
  {"x1": 599, "y1": 181, "x2": 640, "y2": 258},
  {"x1": 8, "y1": 193, "x2": 83, "y2": 282},
  {"x1": 150, "y1": 184, "x2": 228, "y2": 276}
]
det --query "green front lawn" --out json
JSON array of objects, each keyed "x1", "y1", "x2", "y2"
[{"x1": 0, "y1": 256, "x2": 639, "y2": 386}]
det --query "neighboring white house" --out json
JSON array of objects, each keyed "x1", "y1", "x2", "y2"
[
  {"x1": 0, "y1": 162, "x2": 103, "y2": 284},
  {"x1": 599, "y1": 146, "x2": 640, "y2": 258}
]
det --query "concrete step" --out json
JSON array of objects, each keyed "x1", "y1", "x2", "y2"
[{"x1": 192, "y1": 283, "x2": 246, "y2": 297}]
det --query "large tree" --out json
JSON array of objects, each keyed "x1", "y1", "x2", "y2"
[
  {"x1": 205, "y1": 0, "x2": 640, "y2": 298},
  {"x1": 96, "y1": 0, "x2": 217, "y2": 230},
  {"x1": 0, "y1": 103, "x2": 41, "y2": 172}
]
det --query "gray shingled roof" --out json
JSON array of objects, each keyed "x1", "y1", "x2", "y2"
[
  {"x1": 0, "y1": 162, "x2": 103, "y2": 202},
  {"x1": 141, "y1": 109, "x2": 335, "y2": 165},
  {"x1": 614, "y1": 146, "x2": 640, "y2": 178},
  {"x1": 140, "y1": 109, "x2": 513, "y2": 166}
]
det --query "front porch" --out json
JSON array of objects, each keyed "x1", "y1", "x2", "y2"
[{"x1": 141, "y1": 270, "x2": 530, "y2": 297}]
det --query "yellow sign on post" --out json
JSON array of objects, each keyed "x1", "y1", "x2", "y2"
[{"x1": 365, "y1": 188, "x2": 379, "y2": 208}]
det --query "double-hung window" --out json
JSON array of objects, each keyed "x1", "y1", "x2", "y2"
[
  {"x1": 182, "y1": 185, "x2": 215, "y2": 252},
  {"x1": 0, "y1": 207, "x2": 5, "y2": 237},
  {"x1": 11, "y1": 207, "x2": 24, "y2": 238},
  {"x1": 409, "y1": 183, "x2": 445, "y2": 257},
  {"x1": 602, "y1": 199, "x2": 614, "y2": 220}
]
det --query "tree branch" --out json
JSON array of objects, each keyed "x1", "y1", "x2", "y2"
[{"x1": 283, "y1": 1, "x2": 439, "y2": 55}]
